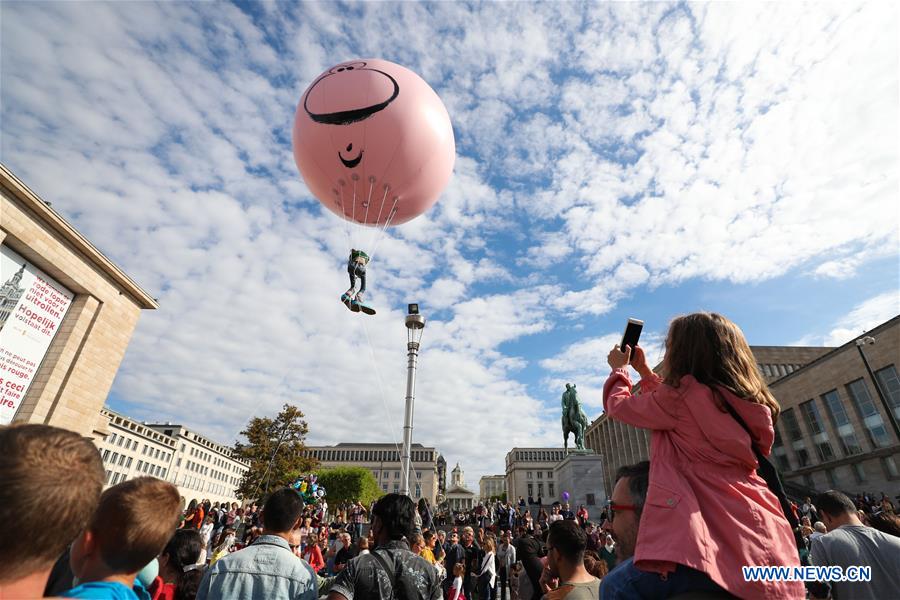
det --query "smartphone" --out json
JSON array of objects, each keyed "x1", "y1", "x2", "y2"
[{"x1": 620, "y1": 318, "x2": 644, "y2": 359}]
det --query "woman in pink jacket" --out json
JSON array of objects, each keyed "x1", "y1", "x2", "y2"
[{"x1": 601, "y1": 312, "x2": 803, "y2": 599}]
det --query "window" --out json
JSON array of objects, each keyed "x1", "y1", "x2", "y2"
[
  {"x1": 526, "y1": 471, "x2": 533, "y2": 480},
  {"x1": 852, "y1": 463, "x2": 866, "y2": 483},
  {"x1": 782, "y1": 409, "x2": 803, "y2": 441},
  {"x1": 773, "y1": 428, "x2": 792, "y2": 471},
  {"x1": 109, "y1": 433, "x2": 117, "y2": 445},
  {"x1": 393, "y1": 483, "x2": 399, "y2": 493},
  {"x1": 537, "y1": 471, "x2": 543, "y2": 479},
  {"x1": 394, "y1": 471, "x2": 400, "y2": 479},
  {"x1": 826, "y1": 468, "x2": 838, "y2": 487},
  {"x1": 882, "y1": 456, "x2": 899, "y2": 479},
  {"x1": 125, "y1": 457, "x2": 132, "y2": 468},
  {"x1": 137, "y1": 460, "x2": 143, "y2": 470},
  {"x1": 537, "y1": 483, "x2": 544, "y2": 497},
  {"x1": 382, "y1": 483, "x2": 388, "y2": 492},
  {"x1": 586, "y1": 493, "x2": 595, "y2": 506},
  {"x1": 847, "y1": 379, "x2": 892, "y2": 448},
  {"x1": 803, "y1": 474, "x2": 814, "y2": 489},
  {"x1": 549, "y1": 483, "x2": 555, "y2": 497},
  {"x1": 797, "y1": 447, "x2": 812, "y2": 467},
  {"x1": 527, "y1": 483, "x2": 533, "y2": 497},
  {"x1": 821, "y1": 390, "x2": 864, "y2": 456},
  {"x1": 415, "y1": 484, "x2": 421, "y2": 497},
  {"x1": 111, "y1": 452, "x2": 119, "y2": 464},
  {"x1": 875, "y1": 366, "x2": 900, "y2": 419},
  {"x1": 800, "y1": 400, "x2": 835, "y2": 463},
  {"x1": 102, "y1": 449, "x2": 111, "y2": 461},
  {"x1": 547, "y1": 471, "x2": 553, "y2": 479},
  {"x1": 117, "y1": 436, "x2": 125, "y2": 447}
]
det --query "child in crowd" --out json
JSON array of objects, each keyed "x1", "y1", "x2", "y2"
[
  {"x1": 448, "y1": 563, "x2": 466, "y2": 600},
  {"x1": 602, "y1": 312, "x2": 803, "y2": 598},
  {"x1": 151, "y1": 529, "x2": 204, "y2": 600},
  {"x1": 508, "y1": 563, "x2": 521, "y2": 600},
  {"x1": 209, "y1": 528, "x2": 236, "y2": 566},
  {"x1": 63, "y1": 477, "x2": 181, "y2": 599}
]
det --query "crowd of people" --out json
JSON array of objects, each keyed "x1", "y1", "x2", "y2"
[{"x1": 2, "y1": 311, "x2": 900, "y2": 600}]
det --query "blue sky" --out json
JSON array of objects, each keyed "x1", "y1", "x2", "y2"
[{"x1": 1, "y1": 1, "x2": 898, "y2": 486}]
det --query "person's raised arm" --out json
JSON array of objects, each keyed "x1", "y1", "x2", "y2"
[{"x1": 604, "y1": 345, "x2": 677, "y2": 430}]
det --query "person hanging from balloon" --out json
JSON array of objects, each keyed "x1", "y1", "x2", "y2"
[
  {"x1": 292, "y1": 59, "x2": 456, "y2": 317},
  {"x1": 341, "y1": 249, "x2": 375, "y2": 315}
]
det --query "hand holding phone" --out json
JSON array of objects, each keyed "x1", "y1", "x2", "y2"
[{"x1": 620, "y1": 318, "x2": 644, "y2": 362}]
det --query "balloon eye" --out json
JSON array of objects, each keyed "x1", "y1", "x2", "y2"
[
  {"x1": 337, "y1": 67, "x2": 345, "y2": 72},
  {"x1": 347, "y1": 66, "x2": 354, "y2": 70}
]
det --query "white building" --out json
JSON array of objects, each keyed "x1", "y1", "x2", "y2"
[
  {"x1": 305, "y1": 442, "x2": 440, "y2": 505},
  {"x1": 445, "y1": 463, "x2": 476, "y2": 510},
  {"x1": 94, "y1": 408, "x2": 248, "y2": 506},
  {"x1": 505, "y1": 447, "x2": 567, "y2": 504},
  {"x1": 479, "y1": 474, "x2": 507, "y2": 502}
]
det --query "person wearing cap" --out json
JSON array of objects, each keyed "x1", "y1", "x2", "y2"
[{"x1": 341, "y1": 249, "x2": 371, "y2": 311}]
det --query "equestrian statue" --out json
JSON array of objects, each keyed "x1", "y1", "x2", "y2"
[{"x1": 561, "y1": 383, "x2": 589, "y2": 451}]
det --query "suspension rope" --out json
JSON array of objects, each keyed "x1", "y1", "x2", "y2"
[
  {"x1": 368, "y1": 199, "x2": 399, "y2": 262},
  {"x1": 368, "y1": 186, "x2": 390, "y2": 250},
  {"x1": 359, "y1": 318, "x2": 424, "y2": 491},
  {"x1": 362, "y1": 178, "x2": 375, "y2": 227},
  {"x1": 337, "y1": 183, "x2": 352, "y2": 248}
]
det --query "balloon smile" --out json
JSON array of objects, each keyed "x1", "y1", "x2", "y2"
[{"x1": 339, "y1": 143, "x2": 363, "y2": 168}]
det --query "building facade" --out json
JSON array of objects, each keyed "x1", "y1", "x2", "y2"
[
  {"x1": 769, "y1": 316, "x2": 900, "y2": 497},
  {"x1": 305, "y1": 443, "x2": 441, "y2": 505},
  {"x1": 445, "y1": 463, "x2": 476, "y2": 510},
  {"x1": 95, "y1": 408, "x2": 248, "y2": 505},
  {"x1": 479, "y1": 474, "x2": 507, "y2": 502},
  {"x1": 505, "y1": 447, "x2": 567, "y2": 504},
  {"x1": 1, "y1": 164, "x2": 156, "y2": 436},
  {"x1": 584, "y1": 414, "x2": 651, "y2": 500}
]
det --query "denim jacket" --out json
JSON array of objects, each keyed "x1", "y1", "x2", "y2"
[{"x1": 197, "y1": 535, "x2": 318, "y2": 600}]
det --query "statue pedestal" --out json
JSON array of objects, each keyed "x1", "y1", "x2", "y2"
[{"x1": 553, "y1": 451, "x2": 607, "y2": 522}]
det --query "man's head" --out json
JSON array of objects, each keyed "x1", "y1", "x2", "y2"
[
  {"x1": 462, "y1": 526, "x2": 474, "y2": 545},
  {"x1": 449, "y1": 531, "x2": 459, "y2": 545},
  {"x1": 814, "y1": 490, "x2": 859, "y2": 530},
  {"x1": 340, "y1": 532, "x2": 351, "y2": 547},
  {"x1": 546, "y1": 520, "x2": 587, "y2": 577},
  {"x1": 70, "y1": 477, "x2": 181, "y2": 579},
  {"x1": 437, "y1": 530, "x2": 446, "y2": 542},
  {"x1": 261, "y1": 488, "x2": 305, "y2": 534},
  {"x1": 0, "y1": 424, "x2": 104, "y2": 589},
  {"x1": 410, "y1": 532, "x2": 425, "y2": 554},
  {"x1": 371, "y1": 493, "x2": 416, "y2": 542},
  {"x1": 602, "y1": 461, "x2": 648, "y2": 562},
  {"x1": 813, "y1": 522, "x2": 827, "y2": 534}
]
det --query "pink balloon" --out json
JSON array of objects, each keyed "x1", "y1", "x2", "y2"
[{"x1": 292, "y1": 59, "x2": 456, "y2": 227}]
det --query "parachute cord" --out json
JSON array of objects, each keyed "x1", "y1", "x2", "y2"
[
  {"x1": 337, "y1": 184, "x2": 352, "y2": 249},
  {"x1": 362, "y1": 179, "x2": 374, "y2": 227},
  {"x1": 359, "y1": 317, "x2": 424, "y2": 491},
  {"x1": 368, "y1": 198, "x2": 399, "y2": 263},
  {"x1": 369, "y1": 186, "x2": 390, "y2": 250},
  {"x1": 351, "y1": 178, "x2": 358, "y2": 246}
]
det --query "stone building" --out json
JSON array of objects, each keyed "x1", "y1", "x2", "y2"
[
  {"x1": 1, "y1": 163, "x2": 156, "y2": 435},
  {"x1": 479, "y1": 474, "x2": 507, "y2": 502},
  {"x1": 769, "y1": 316, "x2": 899, "y2": 496},
  {"x1": 445, "y1": 463, "x2": 476, "y2": 510},
  {"x1": 505, "y1": 447, "x2": 567, "y2": 504},
  {"x1": 95, "y1": 407, "x2": 248, "y2": 506},
  {"x1": 305, "y1": 442, "x2": 441, "y2": 505}
]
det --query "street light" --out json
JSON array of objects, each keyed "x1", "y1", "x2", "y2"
[
  {"x1": 400, "y1": 303, "x2": 425, "y2": 497},
  {"x1": 855, "y1": 336, "x2": 900, "y2": 442}
]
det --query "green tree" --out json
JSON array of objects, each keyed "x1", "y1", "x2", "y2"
[
  {"x1": 317, "y1": 466, "x2": 383, "y2": 507},
  {"x1": 232, "y1": 404, "x2": 317, "y2": 500}
]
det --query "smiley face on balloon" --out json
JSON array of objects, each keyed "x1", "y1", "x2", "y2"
[{"x1": 293, "y1": 58, "x2": 455, "y2": 227}]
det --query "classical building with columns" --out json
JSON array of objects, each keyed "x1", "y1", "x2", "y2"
[
  {"x1": 1, "y1": 164, "x2": 156, "y2": 436},
  {"x1": 445, "y1": 463, "x2": 476, "y2": 510}
]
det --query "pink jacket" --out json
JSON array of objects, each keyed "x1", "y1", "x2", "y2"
[{"x1": 603, "y1": 368, "x2": 804, "y2": 599}]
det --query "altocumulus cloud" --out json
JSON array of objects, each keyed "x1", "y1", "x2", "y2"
[{"x1": 1, "y1": 1, "x2": 896, "y2": 482}]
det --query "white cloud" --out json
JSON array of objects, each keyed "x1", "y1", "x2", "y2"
[
  {"x1": 794, "y1": 291, "x2": 900, "y2": 347},
  {"x1": 1, "y1": 1, "x2": 896, "y2": 485}
]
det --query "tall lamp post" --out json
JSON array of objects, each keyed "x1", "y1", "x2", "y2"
[
  {"x1": 400, "y1": 303, "x2": 425, "y2": 497},
  {"x1": 855, "y1": 336, "x2": 900, "y2": 442}
]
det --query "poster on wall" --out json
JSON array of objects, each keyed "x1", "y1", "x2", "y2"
[{"x1": 0, "y1": 244, "x2": 74, "y2": 424}]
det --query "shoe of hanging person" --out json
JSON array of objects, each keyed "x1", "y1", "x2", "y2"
[{"x1": 341, "y1": 293, "x2": 354, "y2": 310}]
